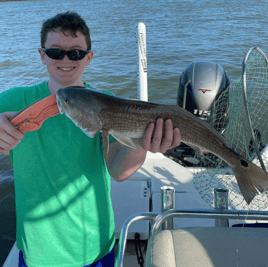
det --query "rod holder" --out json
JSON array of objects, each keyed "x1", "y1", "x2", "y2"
[
  {"x1": 161, "y1": 186, "x2": 175, "y2": 230},
  {"x1": 214, "y1": 188, "x2": 229, "y2": 227}
]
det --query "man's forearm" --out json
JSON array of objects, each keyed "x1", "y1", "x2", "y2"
[
  {"x1": 107, "y1": 142, "x2": 147, "y2": 182},
  {"x1": 107, "y1": 119, "x2": 181, "y2": 182}
]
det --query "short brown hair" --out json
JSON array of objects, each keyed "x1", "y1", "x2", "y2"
[{"x1": 40, "y1": 12, "x2": 91, "y2": 49}]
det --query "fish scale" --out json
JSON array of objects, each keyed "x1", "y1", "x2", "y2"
[{"x1": 102, "y1": 104, "x2": 225, "y2": 155}]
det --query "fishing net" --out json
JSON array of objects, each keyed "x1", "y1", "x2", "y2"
[{"x1": 192, "y1": 47, "x2": 268, "y2": 210}]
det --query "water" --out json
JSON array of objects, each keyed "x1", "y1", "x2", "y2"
[{"x1": 0, "y1": 0, "x2": 268, "y2": 104}]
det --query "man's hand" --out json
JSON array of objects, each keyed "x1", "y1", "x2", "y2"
[
  {"x1": 143, "y1": 118, "x2": 181, "y2": 153},
  {"x1": 0, "y1": 112, "x2": 24, "y2": 154}
]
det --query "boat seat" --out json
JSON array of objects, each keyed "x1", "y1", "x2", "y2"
[{"x1": 146, "y1": 227, "x2": 268, "y2": 267}]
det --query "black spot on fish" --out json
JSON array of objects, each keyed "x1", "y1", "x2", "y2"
[{"x1": 241, "y1": 159, "x2": 248, "y2": 168}]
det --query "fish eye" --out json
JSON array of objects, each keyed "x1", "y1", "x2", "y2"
[{"x1": 65, "y1": 99, "x2": 69, "y2": 104}]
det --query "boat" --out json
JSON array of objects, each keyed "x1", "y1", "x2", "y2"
[{"x1": 2, "y1": 23, "x2": 268, "y2": 266}]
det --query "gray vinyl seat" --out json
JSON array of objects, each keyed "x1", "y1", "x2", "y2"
[{"x1": 146, "y1": 227, "x2": 268, "y2": 267}]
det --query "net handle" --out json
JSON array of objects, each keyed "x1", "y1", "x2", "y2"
[{"x1": 242, "y1": 47, "x2": 267, "y2": 171}]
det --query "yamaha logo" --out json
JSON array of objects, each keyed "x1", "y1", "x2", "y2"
[{"x1": 198, "y1": 88, "x2": 211, "y2": 93}]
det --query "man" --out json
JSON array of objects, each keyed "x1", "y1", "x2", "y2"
[{"x1": 0, "y1": 12, "x2": 181, "y2": 267}]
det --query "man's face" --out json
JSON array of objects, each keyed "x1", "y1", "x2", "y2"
[{"x1": 39, "y1": 29, "x2": 93, "y2": 87}]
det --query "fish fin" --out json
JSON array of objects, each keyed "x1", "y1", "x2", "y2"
[
  {"x1": 110, "y1": 132, "x2": 137, "y2": 149},
  {"x1": 81, "y1": 128, "x2": 98, "y2": 138},
  {"x1": 102, "y1": 129, "x2": 109, "y2": 164},
  {"x1": 232, "y1": 154, "x2": 268, "y2": 205}
]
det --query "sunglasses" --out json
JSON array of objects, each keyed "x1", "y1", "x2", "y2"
[{"x1": 41, "y1": 48, "x2": 91, "y2": 61}]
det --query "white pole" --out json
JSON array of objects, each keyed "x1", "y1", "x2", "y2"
[{"x1": 136, "y1": 22, "x2": 148, "y2": 101}]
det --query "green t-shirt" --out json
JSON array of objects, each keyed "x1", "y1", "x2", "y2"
[{"x1": 0, "y1": 82, "x2": 115, "y2": 267}]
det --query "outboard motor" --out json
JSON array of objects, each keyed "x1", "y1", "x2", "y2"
[
  {"x1": 167, "y1": 61, "x2": 230, "y2": 166},
  {"x1": 177, "y1": 61, "x2": 230, "y2": 123}
]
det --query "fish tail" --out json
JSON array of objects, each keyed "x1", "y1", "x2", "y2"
[{"x1": 233, "y1": 156, "x2": 268, "y2": 205}]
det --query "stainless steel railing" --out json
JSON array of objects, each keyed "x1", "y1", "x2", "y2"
[{"x1": 115, "y1": 186, "x2": 268, "y2": 267}]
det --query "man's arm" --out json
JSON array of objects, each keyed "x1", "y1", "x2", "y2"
[{"x1": 107, "y1": 118, "x2": 181, "y2": 182}]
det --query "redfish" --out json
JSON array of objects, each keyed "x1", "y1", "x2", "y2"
[{"x1": 56, "y1": 86, "x2": 268, "y2": 205}]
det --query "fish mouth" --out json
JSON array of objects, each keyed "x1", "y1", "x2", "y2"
[
  {"x1": 56, "y1": 92, "x2": 81, "y2": 128},
  {"x1": 56, "y1": 94, "x2": 65, "y2": 114}
]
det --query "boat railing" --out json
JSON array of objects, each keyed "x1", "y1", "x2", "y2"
[
  {"x1": 116, "y1": 208, "x2": 268, "y2": 267},
  {"x1": 116, "y1": 186, "x2": 268, "y2": 267}
]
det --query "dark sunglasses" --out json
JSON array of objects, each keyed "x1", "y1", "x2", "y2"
[{"x1": 41, "y1": 48, "x2": 91, "y2": 61}]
